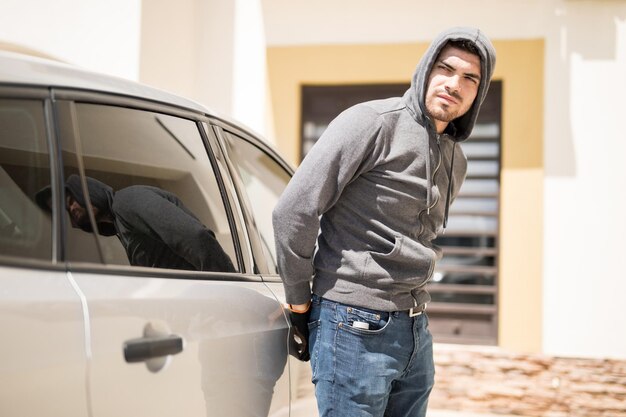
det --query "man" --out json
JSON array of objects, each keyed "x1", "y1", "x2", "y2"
[
  {"x1": 272, "y1": 27, "x2": 496, "y2": 417},
  {"x1": 37, "y1": 174, "x2": 235, "y2": 272}
]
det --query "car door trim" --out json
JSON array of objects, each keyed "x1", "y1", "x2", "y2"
[{"x1": 64, "y1": 262, "x2": 264, "y2": 282}]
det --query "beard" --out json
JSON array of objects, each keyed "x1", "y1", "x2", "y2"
[
  {"x1": 425, "y1": 90, "x2": 464, "y2": 123},
  {"x1": 69, "y1": 210, "x2": 92, "y2": 231},
  {"x1": 426, "y1": 102, "x2": 461, "y2": 123}
]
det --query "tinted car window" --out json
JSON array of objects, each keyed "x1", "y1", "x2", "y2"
[
  {"x1": 0, "y1": 99, "x2": 52, "y2": 261},
  {"x1": 55, "y1": 102, "x2": 237, "y2": 273},
  {"x1": 222, "y1": 131, "x2": 290, "y2": 274}
]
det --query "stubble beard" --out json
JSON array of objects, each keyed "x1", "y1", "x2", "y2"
[
  {"x1": 68, "y1": 208, "x2": 92, "y2": 230},
  {"x1": 426, "y1": 101, "x2": 460, "y2": 124}
]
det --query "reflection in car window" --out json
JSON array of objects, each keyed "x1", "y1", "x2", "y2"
[
  {"x1": 55, "y1": 103, "x2": 237, "y2": 273},
  {"x1": 0, "y1": 99, "x2": 52, "y2": 261},
  {"x1": 222, "y1": 132, "x2": 290, "y2": 274}
]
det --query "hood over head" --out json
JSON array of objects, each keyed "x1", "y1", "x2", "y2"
[
  {"x1": 36, "y1": 174, "x2": 116, "y2": 236},
  {"x1": 402, "y1": 27, "x2": 496, "y2": 233},
  {"x1": 65, "y1": 174, "x2": 116, "y2": 236},
  {"x1": 404, "y1": 26, "x2": 496, "y2": 141}
]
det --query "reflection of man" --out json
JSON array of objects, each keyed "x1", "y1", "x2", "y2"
[
  {"x1": 273, "y1": 27, "x2": 496, "y2": 416},
  {"x1": 37, "y1": 174, "x2": 235, "y2": 272}
]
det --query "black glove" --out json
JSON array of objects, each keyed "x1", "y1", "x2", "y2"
[{"x1": 288, "y1": 309, "x2": 311, "y2": 362}]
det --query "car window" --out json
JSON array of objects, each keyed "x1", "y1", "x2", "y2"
[
  {"x1": 0, "y1": 99, "x2": 52, "y2": 261},
  {"x1": 222, "y1": 131, "x2": 291, "y2": 274},
  {"x1": 54, "y1": 101, "x2": 237, "y2": 273}
]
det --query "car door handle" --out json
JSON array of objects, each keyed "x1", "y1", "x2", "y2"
[{"x1": 123, "y1": 334, "x2": 184, "y2": 363}]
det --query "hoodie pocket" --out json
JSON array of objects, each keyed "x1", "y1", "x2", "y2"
[
  {"x1": 366, "y1": 235, "x2": 434, "y2": 287},
  {"x1": 375, "y1": 234, "x2": 404, "y2": 259}
]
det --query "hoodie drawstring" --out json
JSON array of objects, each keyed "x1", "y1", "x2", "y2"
[
  {"x1": 425, "y1": 136, "x2": 433, "y2": 212},
  {"x1": 443, "y1": 142, "x2": 457, "y2": 230}
]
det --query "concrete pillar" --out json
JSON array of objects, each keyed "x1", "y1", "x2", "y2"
[{"x1": 140, "y1": 0, "x2": 269, "y2": 138}]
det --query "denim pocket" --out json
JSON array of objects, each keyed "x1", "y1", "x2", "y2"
[
  {"x1": 308, "y1": 307, "x2": 322, "y2": 381},
  {"x1": 339, "y1": 305, "x2": 392, "y2": 336}
]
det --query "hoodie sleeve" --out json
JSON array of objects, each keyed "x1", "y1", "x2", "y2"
[{"x1": 272, "y1": 104, "x2": 386, "y2": 304}]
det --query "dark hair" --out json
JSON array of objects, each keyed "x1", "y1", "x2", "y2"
[{"x1": 447, "y1": 39, "x2": 480, "y2": 58}]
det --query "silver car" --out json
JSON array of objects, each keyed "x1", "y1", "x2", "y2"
[{"x1": 0, "y1": 51, "x2": 295, "y2": 417}]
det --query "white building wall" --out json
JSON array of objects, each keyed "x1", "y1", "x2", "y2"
[
  {"x1": 0, "y1": 0, "x2": 141, "y2": 80},
  {"x1": 543, "y1": 10, "x2": 626, "y2": 359},
  {"x1": 262, "y1": 0, "x2": 626, "y2": 359}
]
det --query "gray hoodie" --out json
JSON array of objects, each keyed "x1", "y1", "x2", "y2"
[{"x1": 273, "y1": 27, "x2": 496, "y2": 311}]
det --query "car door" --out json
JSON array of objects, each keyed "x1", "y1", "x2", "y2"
[
  {"x1": 0, "y1": 90, "x2": 88, "y2": 416},
  {"x1": 213, "y1": 125, "x2": 312, "y2": 409},
  {"x1": 53, "y1": 92, "x2": 290, "y2": 417}
]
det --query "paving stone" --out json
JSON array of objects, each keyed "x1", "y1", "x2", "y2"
[{"x1": 429, "y1": 344, "x2": 626, "y2": 417}]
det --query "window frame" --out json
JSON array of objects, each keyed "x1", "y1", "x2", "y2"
[
  {"x1": 48, "y1": 89, "x2": 255, "y2": 281},
  {"x1": 210, "y1": 120, "x2": 294, "y2": 281},
  {"x1": 0, "y1": 86, "x2": 62, "y2": 269}
]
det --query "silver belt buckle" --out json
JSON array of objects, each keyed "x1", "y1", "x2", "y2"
[{"x1": 409, "y1": 303, "x2": 426, "y2": 317}]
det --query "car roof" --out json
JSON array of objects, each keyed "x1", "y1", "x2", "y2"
[
  {"x1": 0, "y1": 50, "x2": 293, "y2": 172},
  {"x1": 0, "y1": 50, "x2": 209, "y2": 115}
]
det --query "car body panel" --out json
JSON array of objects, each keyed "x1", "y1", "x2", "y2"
[
  {"x1": 72, "y1": 271, "x2": 289, "y2": 417},
  {"x1": 0, "y1": 266, "x2": 88, "y2": 417},
  {"x1": 0, "y1": 51, "x2": 208, "y2": 115}
]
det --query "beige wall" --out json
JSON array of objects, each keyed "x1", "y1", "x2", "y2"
[
  {"x1": 267, "y1": 40, "x2": 544, "y2": 352},
  {"x1": 496, "y1": 40, "x2": 544, "y2": 352},
  {"x1": 140, "y1": 0, "x2": 235, "y2": 115},
  {"x1": 140, "y1": 0, "x2": 270, "y2": 137},
  {"x1": 0, "y1": 0, "x2": 141, "y2": 80},
  {"x1": 267, "y1": 43, "x2": 426, "y2": 166}
]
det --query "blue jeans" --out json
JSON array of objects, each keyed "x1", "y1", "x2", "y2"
[{"x1": 308, "y1": 295, "x2": 435, "y2": 417}]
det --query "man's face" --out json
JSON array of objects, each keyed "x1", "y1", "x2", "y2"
[
  {"x1": 66, "y1": 194, "x2": 97, "y2": 229},
  {"x1": 425, "y1": 45, "x2": 481, "y2": 126}
]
